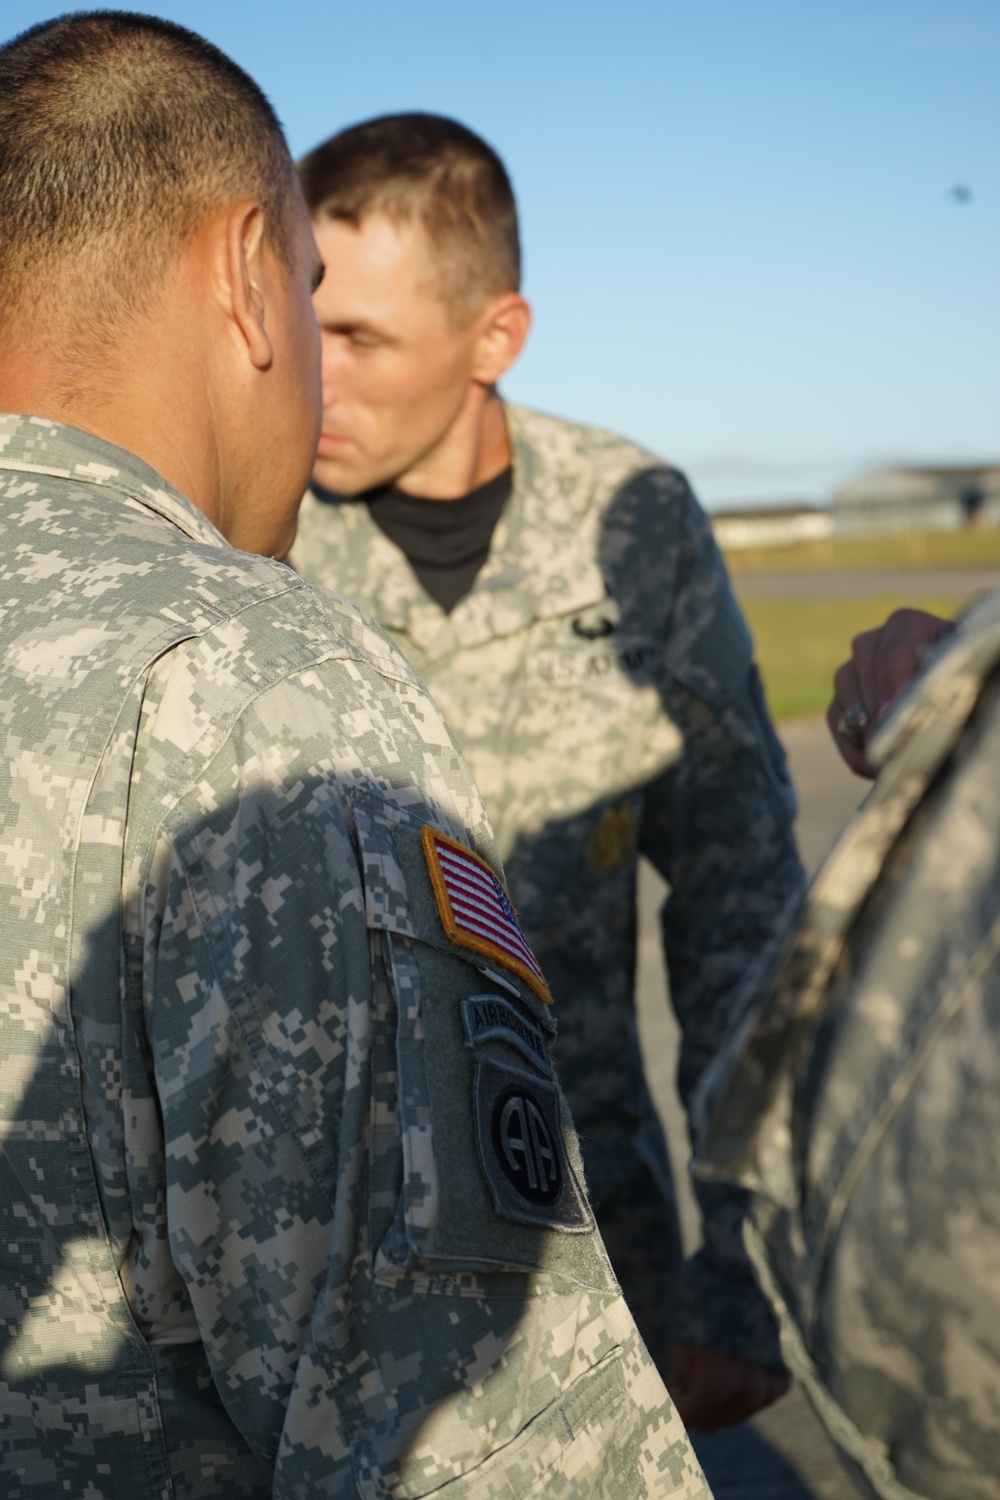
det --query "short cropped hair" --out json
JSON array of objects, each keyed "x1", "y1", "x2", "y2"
[
  {"x1": 299, "y1": 114, "x2": 520, "y2": 324},
  {"x1": 0, "y1": 10, "x2": 295, "y2": 336}
]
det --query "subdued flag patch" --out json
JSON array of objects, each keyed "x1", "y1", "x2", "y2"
[{"x1": 421, "y1": 826, "x2": 553, "y2": 1005}]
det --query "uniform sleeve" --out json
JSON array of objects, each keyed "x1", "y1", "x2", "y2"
[
  {"x1": 614, "y1": 471, "x2": 807, "y2": 1366},
  {"x1": 140, "y1": 659, "x2": 710, "y2": 1498}
]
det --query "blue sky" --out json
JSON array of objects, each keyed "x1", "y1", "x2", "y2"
[{"x1": 6, "y1": 1, "x2": 998, "y2": 507}]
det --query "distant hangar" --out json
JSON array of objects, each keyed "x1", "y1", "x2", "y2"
[
  {"x1": 831, "y1": 464, "x2": 1000, "y2": 535},
  {"x1": 711, "y1": 464, "x2": 1000, "y2": 549}
]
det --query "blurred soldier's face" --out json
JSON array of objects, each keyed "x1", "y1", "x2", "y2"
[{"x1": 310, "y1": 213, "x2": 486, "y2": 495}]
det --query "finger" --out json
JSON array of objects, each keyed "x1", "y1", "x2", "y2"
[
  {"x1": 873, "y1": 610, "x2": 953, "y2": 718},
  {"x1": 834, "y1": 739, "x2": 879, "y2": 780},
  {"x1": 828, "y1": 671, "x2": 878, "y2": 778},
  {"x1": 668, "y1": 1346, "x2": 793, "y2": 1432},
  {"x1": 847, "y1": 626, "x2": 885, "y2": 718},
  {"x1": 826, "y1": 694, "x2": 868, "y2": 775},
  {"x1": 831, "y1": 658, "x2": 863, "y2": 721}
]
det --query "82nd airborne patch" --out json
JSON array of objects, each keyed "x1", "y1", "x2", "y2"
[{"x1": 473, "y1": 1054, "x2": 592, "y2": 1233}]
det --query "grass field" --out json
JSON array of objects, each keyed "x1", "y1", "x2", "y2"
[
  {"x1": 742, "y1": 592, "x2": 970, "y2": 721},
  {"x1": 725, "y1": 528, "x2": 1000, "y2": 575},
  {"x1": 720, "y1": 528, "x2": 1000, "y2": 720}
]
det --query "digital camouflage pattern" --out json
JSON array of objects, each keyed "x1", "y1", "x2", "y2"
[
  {"x1": 0, "y1": 413, "x2": 709, "y2": 1499},
  {"x1": 695, "y1": 589, "x2": 1000, "y2": 1500},
  {"x1": 290, "y1": 403, "x2": 805, "y2": 1371}
]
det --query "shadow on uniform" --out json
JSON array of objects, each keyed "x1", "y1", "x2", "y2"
[
  {"x1": 0, "y1": 899, "x2": 272, "y2": 1494},
  {"x1": 499, "y1": 466, "x2": 865, "y2": 1497},
  {"x1": 497, "y1": 465, "x2": 804, "y2": 1393},
  {"x1": 0, "y1": 778, "x2": 639, "y2": 1496}
]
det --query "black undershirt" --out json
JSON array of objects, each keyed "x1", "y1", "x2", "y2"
[{"x1": 312, "y1": 467, "x2": 512, "y2": 614}]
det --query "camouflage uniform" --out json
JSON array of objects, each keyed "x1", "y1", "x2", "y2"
[
  {"x1": 0, "y1": 413, "x2": 709, "y2": 1498},
  {"x1": 290, "y1": 403, "x2": 805, "y2": 1370},
  {"x1": 696, "y1": 590, "x2": 1000, "y2": 1500}
]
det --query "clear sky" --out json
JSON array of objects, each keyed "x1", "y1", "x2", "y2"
[{"x1": 6, "y1": 1, "x2": 998, "y2": 507}]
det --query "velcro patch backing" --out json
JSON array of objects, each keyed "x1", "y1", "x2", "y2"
[{"x1": 422, "y1": 826, "x2": 552, "y2": 1004}]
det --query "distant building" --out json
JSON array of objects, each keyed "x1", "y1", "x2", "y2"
[
  {"x1": 831, "y1": 465, "x2": 1000, "y2": 536},
  {"x1": 710, "y1": 465, "x2": 1000, "y2": 550},
  {"x1": 710, "y1": 501, "x2": 833, "y2": 550}
]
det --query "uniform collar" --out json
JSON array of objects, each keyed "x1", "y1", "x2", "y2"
[
  {"x1": 443, "y1": 403, "x2": 609, "y2": 648},
  {"x1": 0, "y1": 413, "x2": 231, "y2": 552},
  {"x1": 306, "y1": 403, "x2": 607, "y2": 660}
]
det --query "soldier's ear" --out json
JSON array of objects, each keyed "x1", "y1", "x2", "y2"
[
  {"x1": 220, "y1": 201, "x2": 274, "y2": 373},
  {"x1": 471, "y1": 294, "x2": 531, "y2": 386}
]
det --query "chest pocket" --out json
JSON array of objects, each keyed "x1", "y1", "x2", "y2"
[
  {"x1": 512, "y1": 616, "x2": 680, "y2": 832},
  {"x1": 524, "y1": 616, "x2": 663, "y2": 694},
  {"x1": 352, "y1": 793, "x2": 615, "y2": 1295}
]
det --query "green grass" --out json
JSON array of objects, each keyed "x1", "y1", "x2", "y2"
[
  {"x1": 744, "y1": 594, "x2": 969, "y2": 721},
  {"x1": 725, "y1": 529, "x2": 1000, "y2": 575},
  {"x1": 723, "y1": 529, "x2": 1000, "y2": 718}
]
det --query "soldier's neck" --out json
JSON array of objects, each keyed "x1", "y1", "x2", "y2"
[
  {"x1": 392, "y1": 386, "x2": 511, "y2": 501},
  {"x1": 0, "y1": 304, "x2": 221, "y2": 526}
]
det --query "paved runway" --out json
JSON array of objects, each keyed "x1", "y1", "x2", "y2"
[
  {"x1": 635, "y1": 715, "x2": 868, "y2": 1497},
  {"x1": 732, "y1": 566, "x2": 1000, "y2": 599}
]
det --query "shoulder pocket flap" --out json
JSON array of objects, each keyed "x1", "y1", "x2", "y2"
[
  {"x1": 352, "y1": 793, "x2": 492, "y2": 955},
  {"x1": 351, "y1": 793, "x2": 423, "y2": 939},
  {"x1": 351, "y1": 799, "x2": 609, "y2": 1287}
]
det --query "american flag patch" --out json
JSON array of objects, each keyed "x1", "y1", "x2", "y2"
[{"x1": 422, "y1": 826, "x2": 553, "y2": 1005}]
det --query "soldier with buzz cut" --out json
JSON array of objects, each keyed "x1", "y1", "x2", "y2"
[
  {"x1": 0, "y1": 14, "x2": 709, "y2": 1498},
  {"x1": 289, "y1": 112, "x2": 805, "y2": 1432}
]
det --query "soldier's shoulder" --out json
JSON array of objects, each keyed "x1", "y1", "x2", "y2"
[
  {"x1": 507, "y1": 402, "x2": 692, "y2": 496},
  {"x1": 297, "y1": 582, "x2": 443, "y2": 722},
  {"x1": 205, "y1": 553, "x2": 427, "y2": 696},
  {"x1": 140, "y1": 566, "x2": 492, "y2": 858},
  {"x1": 506, "y1": 404, "x2": 703, "y2": 560},
  {"x1": 130, "y1": 540, "x2": 429, "y2": 758},
  {"x1": 130, "y1": 516, "x2": 419, "y2": 693}
]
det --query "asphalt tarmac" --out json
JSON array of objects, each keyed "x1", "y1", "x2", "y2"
[
  {"x1": 732, "y1": 566, "x2": 1000, "y2": 599},
  {"x1": 635, "y1": 715, "x2": 869, "y2": 1498}
]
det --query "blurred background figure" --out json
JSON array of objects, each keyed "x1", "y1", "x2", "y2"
[{"x1": 290, "y1": 111, "x2": 803, "y2": 1432}]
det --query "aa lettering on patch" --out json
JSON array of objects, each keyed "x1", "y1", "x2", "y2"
[
  {"x1": 473, "y1": 1055, "x2": 592, "y2": 1233},
  {"x1": 422, "y1": 826, "x2": 553, "y2": 1004},
  {"x1": 461, "y1": 994, "x2": 553, "y2": 1077}
]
